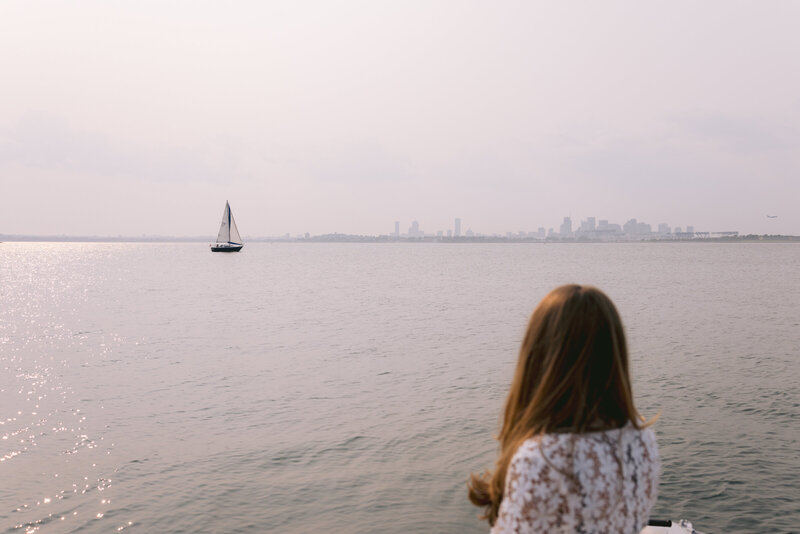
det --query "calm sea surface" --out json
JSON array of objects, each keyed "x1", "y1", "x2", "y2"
[{"x1": 1, "y1": 242, "x2": 798, "y2": 533}]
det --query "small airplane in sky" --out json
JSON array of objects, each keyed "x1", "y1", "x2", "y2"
[{"x1": 766, "y1": 215, "x2": 778, "y2": 218}]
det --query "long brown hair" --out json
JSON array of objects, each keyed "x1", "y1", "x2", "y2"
[{"x1": 468, "y1": 284, "x2": 651, "y2": 525}]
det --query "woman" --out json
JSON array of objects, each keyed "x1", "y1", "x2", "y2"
[{"x1": 469, "y1": 285, "x2": 659, "y2": 533}]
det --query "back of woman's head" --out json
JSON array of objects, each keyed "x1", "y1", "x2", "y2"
[
  {"x1": 505, "y1": 284, "x2": 634, "y2": 438},
  {"x1": 469, "y1": 284, "x2": 646, "y2": 524}
]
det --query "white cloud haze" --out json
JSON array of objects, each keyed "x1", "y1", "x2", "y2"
[{"x1": 1, "y1": 1, "x2": 798, "y2": 236}]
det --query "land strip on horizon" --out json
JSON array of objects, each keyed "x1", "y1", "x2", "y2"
[{"x1": 2, "y1": 234, "x2": 799, "y2": 244}]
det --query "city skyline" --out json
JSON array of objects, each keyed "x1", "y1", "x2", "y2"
[
  {"x1": 392, "y1": 214, "x2": 706, "y2": 240},
  {"x1": 8, "y1": 210, "x2": 787, "y2": 241}
]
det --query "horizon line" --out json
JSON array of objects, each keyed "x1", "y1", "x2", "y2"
[{"x1": 2, "y1": 233, "x2": 798, "y2": 243}]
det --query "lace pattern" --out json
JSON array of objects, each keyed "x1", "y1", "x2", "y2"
[{"x1": 492, "y1": 423, "x2": 659, "y2": 534}]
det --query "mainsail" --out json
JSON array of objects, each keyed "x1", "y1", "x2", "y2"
[
  {"x1": 229, "y1": 206, "x2": 242, "y2": 244},
  {"x1": 216, "y1": 201, "x2": 242, "y2": 244}
]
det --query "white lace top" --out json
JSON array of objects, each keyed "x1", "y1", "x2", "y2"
[{"x1": 492, "y1": 423, "x2": 659, "y2": 534}]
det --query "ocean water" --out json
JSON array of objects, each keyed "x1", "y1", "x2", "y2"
[{"x1": 1, "y1": 242, "x2": 798, "y2": 533}]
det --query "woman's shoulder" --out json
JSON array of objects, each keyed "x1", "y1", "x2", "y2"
[
  {"x1": 511, "y1": 423, "x2": 658, "y2": 466},
  {"x1": 619, "y1": 423, "x2": 659, "y2": 453},
  {"x1": 509, "y1": 432, "x2": 575, "y2": 474}
]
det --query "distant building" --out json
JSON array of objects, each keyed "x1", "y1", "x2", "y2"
[
  {"x1": 455, "y1": 218, "x2": 461, "y2": 237},
  {"x1": 592, "y1": 220, "x2": 621, "y2": 240},
  {"x1": 408, "y1": 221, "x2": 422, "y2": 237},
  {"x1": 658, "y1": 223, "x2": 670, "y2": 234},
  {"x1": 623, "y1": 219, "x2": 651, "y2": 235},
  {"x1": 675, "y1": 225, "x2": 699, "y2": 239},
  {"x1": 537, "y1": 227, "x2": 546, "y2": 238},
  {"x1": 465, "y1": 228, "x2": 474, "y2": 237},
  {"x1": 560, "y1": 217, "x2": 572, "y2": 236},
  {"x1": 597, "y1": 220, "x2": 620, "y2": 232},
  {"x1": 447, "y1": 230, "x2": 452, "y2": 237},
  {"x1": 580, "y1": 217, "x2": 596, "y2": 232},
  {"x1": 394, "y1": 221, "x2": 400, "y2": 237}
]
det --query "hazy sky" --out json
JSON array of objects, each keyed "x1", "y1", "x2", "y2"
[{"x1": 2, "y1": 1, "x2": 798, "y2": 237}]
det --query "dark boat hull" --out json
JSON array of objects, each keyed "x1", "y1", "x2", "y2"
[{"x1": 210, "y1": 244, "x2": 243, "y2": 252}]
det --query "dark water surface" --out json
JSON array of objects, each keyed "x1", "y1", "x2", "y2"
[{"x1": 1, "y1": 242, "x2": 798, "y2": 533}]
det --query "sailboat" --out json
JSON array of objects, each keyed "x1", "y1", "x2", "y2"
[{"x1": 210, "y1": 201, "x2": 244, "y2": 252}]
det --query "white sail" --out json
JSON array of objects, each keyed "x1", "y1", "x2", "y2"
[
  {"x1": 216, "y1": 202, "x2": 231, "y2": 243},
  {"x1": 229, "y1": 207, "x2": 242, "y2": 244}
]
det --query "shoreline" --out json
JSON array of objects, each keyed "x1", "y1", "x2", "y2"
[{"x1": 2, "y1": 235, "x2": 798, "y2": 244}]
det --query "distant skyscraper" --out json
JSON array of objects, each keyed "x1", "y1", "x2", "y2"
[
  {"x1": 598, "y1": 220, "x2": 621, "y2": 233},
  {"x1": 394, "y1": 221, "x2": 400, "y2": 237},
  {"x1": 579, "y1": 217, "x2": 596, "y2": 232},
  {"x1": 560, "y1": 217, "x2": 572, "y2": 236},
  {"x1": 686, "y1": 225, "x2": 694, "y2": 234},
  {"x1": 408, "y1": 220, "x2": 421, "y2": 237},
  {"x1": 455, "y1": 218, "x2": 461, "y2": 237}
]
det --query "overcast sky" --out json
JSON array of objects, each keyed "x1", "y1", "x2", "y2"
[{"x1": 2, "y1": 1, "x2": 798, "y2": 237}]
